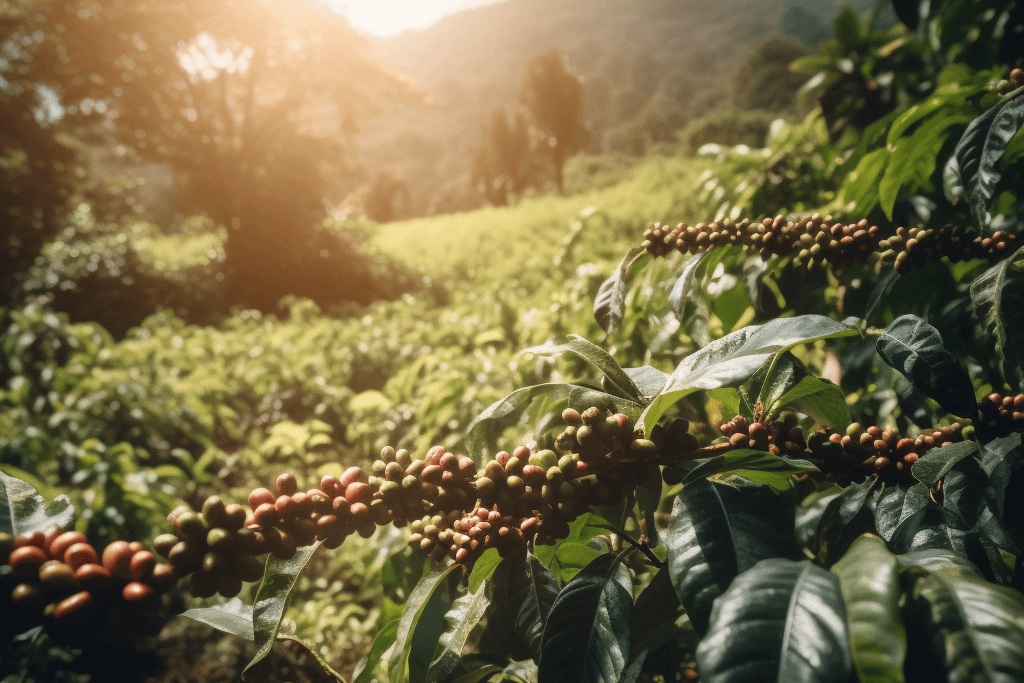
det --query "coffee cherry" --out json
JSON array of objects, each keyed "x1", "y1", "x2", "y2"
[
  {"x1": 129, "y1": 551, "x2": 157, "y2": 581},
  {"x1": 39, "y1": 561, "x2": 78, "y2": 591},
  {"x1": 153, "y1": 534, "x2": 180, "y2": 558},
  {"x1": 249, "y1": 488, "x2": 275, "y2": 510},
  {"x1": 276, "y1": 473, "x2": 299, "y2": 496},
  {"x1": 11, "y1": 582, "x2": 47, "y2": 610},
  {"x1": 10, "y1": 545, "x2": 47, "y2": 578},
  {"x1": 102, "y1": 541, "x2": 135, "y2": 579},
  {"x1": 74, "y1": 564, "x2": 113, "y2": 592},
  {"x1": 16, "y1": 531, "x2": 44, "y2": 549},
  {"x1": 63, "y1": 542, "x2": 99, "y2": 571},
  {"x1": 54, "y1": 591, "x2": 93, "y2": 623}
]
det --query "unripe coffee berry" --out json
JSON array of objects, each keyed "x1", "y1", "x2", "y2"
[{"x1": 39, "y1": 560, "x2": 77, "y2": 591}]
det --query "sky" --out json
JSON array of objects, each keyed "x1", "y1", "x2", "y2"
[{"x1": 330, "y1": 0, "x2": 508, "y2": 37}]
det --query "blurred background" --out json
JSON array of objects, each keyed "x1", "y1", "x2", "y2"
[{"x1": 4, "y1": 0, "x2": 1022, "y2": 680}]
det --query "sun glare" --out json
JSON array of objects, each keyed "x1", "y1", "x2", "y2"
[{"x1": 330, "y1": 0, "x2": 506, "y2": 37}]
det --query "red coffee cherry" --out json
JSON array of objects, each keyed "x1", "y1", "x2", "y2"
[
  {"x1": 149, "y1": 563, "x2": 181, "y2": 592},
  {"x1": 340, "y1": 466, "x2": 364, "y2": 488},
  {"x1": 129, "y1": 551, "x2": 157, "y2": 581},
  {"x1": 249, "y1": 487, "x2": 275, "y2": 510},
  {"x1": 102, "y1": 541, "x2": 135, "y2": 579},
  {"x1": 16, "y1": 531, "x2": 44, "y2": 549},
  {"x1": 39, "y1": 560, "x2": 78, "y2": 591},
  {"x1": 122, "y1": 581, "x2": 156, "y2": 607},
  {"x1": 74, "y1": 563, "x2": 113, "y2": 592},
  {"x1": 10, "y1": 545, "x2": 47, "y2": 578},
  {"x1": 54, "y1": 590, "x2": 94, "y2": 623},
  {"x1": 42, "y1": 525, "x2": 64, "y2": 555},
  {"x1": 276, "y1": 473, "x2": 298, "y2": 496},
  {"x1": 64, "y1": 542, "x2": 99, "y2": 570}
]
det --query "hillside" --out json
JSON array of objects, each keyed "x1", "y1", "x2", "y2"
[{"x1": 354, "y1": 0, "x2": 848, "y2": 217}]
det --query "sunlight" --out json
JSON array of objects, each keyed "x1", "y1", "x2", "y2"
[{"x1": 330, "y1": 0, "x2": 506, "y2": 37}]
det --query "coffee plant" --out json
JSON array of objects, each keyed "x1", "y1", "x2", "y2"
[{"x1": 4, "y1": 2, "x2": 1024, "y2": 681}]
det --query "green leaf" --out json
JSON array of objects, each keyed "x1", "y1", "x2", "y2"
[
  {"x1": 537, "y1": 550, "x2": 634, "y2": 683},
  {"x1": 841, "y1": 149, "x2": 889, "y2": 215},
  {"x1": 682, "y1": 450, "x2": 818, "y2": 493},
  {"x1": 666, "y1": 479, "x2": 800, "y2": 634},
  {"x1": 832, "y1": 4, "x2": 861, "y2": 49},
  {"x1": 629, "y1": 567, "x2": 683, "y2": 658},
  {"x1": 668, "y1": 253, "x2": 707, "y2": 323},
  {"x1": 507, "y1": 552, "x2": 560, "y2": 661},
  {"x1": 887, "y1": 85, "x2": 968, "y2": 146},
  {"x1": 832, "y1": 536, "x2": 906, "y2": 683},
  {"x1": 775, "y1": 376, "x2": 850, "y2": 431},
  {"x1": 0, "y1": 469, "x2": 74, "y2": 536},
  {"x1": 864, "y1": 267, "x2": 901, "y2": 323},
  {"x1": 467, "y1": 384, "x2": 574, "y2": 458},
  {"x1": 911, "y1": 441, "x2": 979, "y2": 486},
  {"x1": 955, "y1": 89, "x2": 1024, "y2": 227},
  {"x1": 814, "y1": 479, "x2": 878, "y2": 566},
  {"x1": 983, "y1": 434, "x2": 1024, "y2": 551},
  {"x1": 351, "y1": 619, "x2": 400, "y2": 683},
  {"x1": 635, "y1": 469, "x2": 662, "y2": 547},
  {"x1": 899, "y1": 550, "x2": 1024, "y2": 682},
  {"x1": 469, "y1": 549, "x2": 503, "y2": 593},
  {"x1": 567, "y1": 387, "x2": 643, "y2": 421},
  {"x1": 875, "y1": 314, "x2": 976, "y2": 417},
  {"x1": 428, "y1": 581, "x2": 493, "y2": 683},
  {"x1": 696, "y1": 559, "x2": 855, "y2": 683},
  {"x1": 622, "y1": 365, "x2": 668, "y2": 400},
  {"x1": 640, "y1": 315, "x2": 857, "y2": 435},
  {"x1": 180, "y1": 598, "x2": 254, "y2": 640},
  {"x1": 594, "y1": 246, "x2": 650, "y2": 333},
  {"x1": 971, "y1": 246, "x2": 1024, "y2": 384},
  {"x1": 243, "y1": 542, "x2": 321, "y2": 679},
  {"x1": 746, "y1": 353, "x2": 806, "y2": 418},
  {"x1": 874, "y1": 482, "x2": 950, "y2": 553},
  {"x1": 524, "y1": 336, "x2": 641, "y2": 402},
  {"x1": 388, "y1": 564, "x2": 461, "y2": 683},
  {"x1": 534, "y1": 513, "x2": 614, "y2": 585}
]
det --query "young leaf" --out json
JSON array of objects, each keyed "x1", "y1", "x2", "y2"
[
  {"x1": 469, "y1": 549, "x2": 503, "y2": 593},
  {"x1": 696, "y1": 559, "x2": 855, "y2": 683},
  {"x1": 955, "y1": 89, "x2": 1024, "y2": 227},
  {"x1": 388, "y1": 564, "x2": 461, "y2": 683},
  {"x1": 537, "y1": 550, "x2": 634, "y2": 683},
  {"x1": 593, "y1": 246, "x2": 650, "y2": 333},
  {"x1": 639, "y1": 315, "x2": 857, "y2": 435},
  {"x1": 831, "y1": 536, "x2": 907, "y2": 683},
  {"x1": 970, "y1": 247, "x2": 1024, "y2": 383},
  {"x1": 875, "y1": 314, "x2": 976, "y2": 417},
  {"x1": 899, "y1": 550, "x2": 1024, "y2": 682},
  {"x1": 681, "y1": 450, "x2": 818, "y2": 493},
  {"x1": 666, "y1": 479, "x2": 800, "y2": 634},
  {"x1": 0, "y1": 470, "x2": 74, "y2": 536},
  {"x1": 427, "y1": 581, "x2": 493, "y2": 683},
  {"x1": 243, "y1": 542, "x2": 321, "y2": 679},
  {"x1": 524, "y1": 336, "x2": 641, "y2": 402},
  {"x1": 180, "y1": 598, "x2": 254, "y2": 640},
  {"x1": 533, "y1": 512, "x2": 614, "y2": 585}
]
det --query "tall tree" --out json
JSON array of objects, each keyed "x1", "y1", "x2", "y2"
[
  {"x1": 519, "y1": 49, "x2": 589, "y2": 193},
  {"x1": 4, "y1": 0, "x2": 415, "y2": 310},
  {"x1": 471, "y1": 105, "x2": 533, "y2": 206}
]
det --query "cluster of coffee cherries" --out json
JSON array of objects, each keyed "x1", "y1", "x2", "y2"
[
  {"x1": 718, "y1": 415, "x2": 971, "y2": 486},
  {"x1": 977, "y1": 392, "x2": 1024, "y2": 439},
  {"x1": 157, "y1": 496, "x2": 266, "y2": 600},
  {"x1": 996, "y1": 67, "x2": 1024, "y2": 94},
  {"x1": 641, "y1": 215, "x2": 1018, "y2": 275},
  {"x1": 1, "y1": 527, "x2": 178, "y2": 644}
]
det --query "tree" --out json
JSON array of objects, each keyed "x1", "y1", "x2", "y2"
[
  {"x1": 4, "y1": 0, "x2": 416, "y2": 310},
  {"x1": 519, "y1": 49, "x2": 589, "y2": 193},
  {"x1": 471, "y1": 105, "x2": 533, "y2": 206}
]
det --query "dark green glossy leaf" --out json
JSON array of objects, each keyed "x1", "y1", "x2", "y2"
[
  {"x1": 351, "y1": 619, "x2": 400, "y2": 683},
  {"x1": 832, "y1": 536, "x2": 906, "y2": 683},
  {"x1": 594, "y1": 246, "x2": 649, "y2": 333},
  {"x1": 538, "y1": 551, "x2": 634, "y2": 683},
  {"x1": 682, "y1": 450, "x2": 818, "y2": 493},
  {"x1": 243, "y1": 541, "x2": 321, "y2": 679},
  {"x1": 696, "y1": 558, "x2": 855, "y2": 683},
  {"x1": 467, "y1": 384, "x2": 573, "y2": 458},
  {"x1": 629, "y1": 567, "x2": 683, "y2": 658},
  {"x1": 911, "y1": 441, "x2": 979, "y2": 486},
  {"x1": 180, "y1": 598, "x2": 254, "y2": 640},
  {"x1": 815, "y1": 479, "x2": 878, "y2": 566},
  {"x1": 955, "y1": 89, "x2": 1024, "y2": 227},
  {"x1": 875, "y1": 314, "x2": 975, "y2": 417},
  {"x1": 899, "y1": 550, "x2": 1024, "y2": 682},
  {"x1": 388, "y1": 564, "x2": 461, "y2": 683},
  {"x1": 971, "y1": 247, "x2": 1024, "y2": 383},
  {"x1": 506, "y1": 552, "x2": 559, "y2": 662},
  {"x1": 636, "y1": 466, "x2": 662, "y2": 546},
  {"x1": 428, "y1": 580, "x2": 493, "y2": 682},
  {"x1": 666, "y1": 479, "x2": 800, "y2": 634},
  {"x1": 983, "y1": 434, "x2": 1024, "y2": 550},
  {"x1": 875, "y1": 482, "x2": 952, "y2": 554},
  {"x1": 525, "y1": 336, "x2": 641, "y2": 402},
  {"x1": 640, "y1": 315, "x2": 857, "y2": 434},
  {"x1": 795, "y1": 485, "x2": 843, "y2": 553},
  {"x1": 0, "y1": 469, "x2": 74, "y2": 535},
  {"x1": 865, "y1": 267, "x2": 901, "y2": 324}
]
